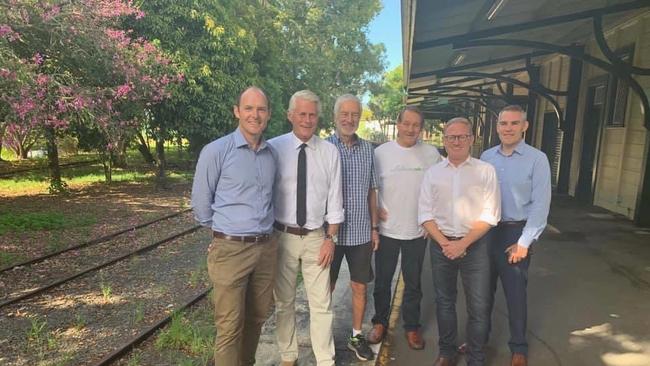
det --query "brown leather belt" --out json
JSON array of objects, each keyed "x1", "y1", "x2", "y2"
[
  {"x1": 273, "y1": 222, "x2": 314, "y2": 236},
  {"x1": 212, "y1": 231, "x2": 271, "y2": 243},
  {"x1": 498, "y1": 220, "x2": 527, "y2": 226},
  {"x1": 444, "y1": 235, "x2": 463, "y2": 241}
]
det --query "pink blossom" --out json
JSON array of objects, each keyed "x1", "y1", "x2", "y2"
[
  {"x1": 42, "y1": 5, "x2": 61, "y2": 21},
  {"x1": 73, "y1": 96, "x2": 87, "y2": 110},
  {"x1": 36, "y1": 74, "x2": 49, "y2": 86},
  {"x1": 0, "y1": 68, "x2": 16, "y2": 80},
  {"x1": 56, "y1": 99, "x2": 67, "y2": 113},
  {"x1": 115, "y1": 83, "x2": 132, "y2": 98},
  {"x1": 32, "y1": 52, "x2": 44, "y2": 65},
  {"x1": 0, "y1": 24, "x2": 20, "y2": 42}
]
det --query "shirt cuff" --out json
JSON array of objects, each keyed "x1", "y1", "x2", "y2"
[
  {"x1": 325, "y1": 209, "x2": 345, "y2": 224},
  {"x1": 517, "y1": 232, "x2": 535, "y2": 248}
]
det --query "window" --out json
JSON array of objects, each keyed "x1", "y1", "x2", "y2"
[{"x1": 607, "y1": 46, "x2": 634, "y2": 127}]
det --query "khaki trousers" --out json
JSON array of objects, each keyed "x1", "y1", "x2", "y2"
[
  {"x1": 207, "y1": 234, "x2": 278, "y2": 366},
  {"x1": 274, "y1": 229, "x2": 335, "y2": 366}
]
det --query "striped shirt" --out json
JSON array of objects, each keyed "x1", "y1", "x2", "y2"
[{"x1": 327, "y1": 134, "x2": 378, "y2": 246}]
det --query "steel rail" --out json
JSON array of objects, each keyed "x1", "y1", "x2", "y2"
[
  {"x1": 0, "y1": 225, "x2": 201, "y2": 309},
  {"x1": 92, "y1": 287, "x2": 212, "y2": 366},
  {"x1": 0, "y1": 208, "x2": 192, "y2": 273}
]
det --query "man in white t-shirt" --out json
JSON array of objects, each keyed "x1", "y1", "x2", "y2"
[{"x1": 367, "y1": 106, "x2": 441, "y2": 350}]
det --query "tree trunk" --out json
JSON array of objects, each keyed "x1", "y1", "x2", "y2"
[
  {"x1": 155, "y1": 129, "x2": 167, "y2": 188},
  {"x1": 45, "y1": 126, "x2": 64, "y2": 193},
  {"x1": 136, "y1": 132, "x2": 156, "y2": 165},
  {"x1": 111, "y1": 137, "x2": 128, "y2": 168},
  {"x1": 0, "y1": 125, "x2": 5, "y2": 161},
  {"x1": 19, "y1": 145, "x2": 28, "y2": 159}
]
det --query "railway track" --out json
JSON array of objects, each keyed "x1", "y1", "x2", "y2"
[
  {"x1": 0, "y1": 208, "x2": 192, "y2": 273},
  {"x1": 0, "y1": 224, "x2": 201, "y2": 308},
  {"x1": 94, "y1": 287, "x2": 212, "y2": 366},
  {"x1": 0, "y1": 159, "x2": 101, "y2": 178},
  {"x1": 0, "y1": 225, "x2": 211, "y2": 366}
]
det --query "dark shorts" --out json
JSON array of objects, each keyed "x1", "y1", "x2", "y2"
[{"x1": 330, "y1": 242, "x2": 374, "y2": 284}]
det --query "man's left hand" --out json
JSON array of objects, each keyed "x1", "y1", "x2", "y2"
[
  {"x1": 371, "y1": 230, "x2": 380, "y2": 251},
  {"x1": 442, "y1": 241, "x2": 467, "y2": 260},
  {"x1": 506, "y1": 244, "x2": 528, "y2": 264},
  {"x1": 318, "y1": 238, "x2": 335, "y2": 268}
]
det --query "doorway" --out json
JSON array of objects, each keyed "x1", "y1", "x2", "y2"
[{"x1": 575, "y1": 77, "x2": 608, "y2": 204}]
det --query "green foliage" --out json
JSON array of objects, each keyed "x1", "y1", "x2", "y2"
[
  {"x1": 155, "y1": 311, "x2": 213, "y2": 356},
  {"x1": 368, "y1": 64, "x2": 406, "y2": 130},
  {"x1": 131, "y1": 0, "x2": 385, "y2": 151},
  {"x1": 0, "y1": 211, "x2": 96, "y2": 235},
  {"x1": 0, "y1": 252, "x2": 26, "y2": 268}
]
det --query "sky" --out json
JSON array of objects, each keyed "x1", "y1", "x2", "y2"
[{"x1": 368, "y1": 0, "x2": 403, "y2": 72}]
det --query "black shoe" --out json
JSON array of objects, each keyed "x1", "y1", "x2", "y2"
[{"x1": 348, "y1": 333, "x2": 375, "y2": 361}]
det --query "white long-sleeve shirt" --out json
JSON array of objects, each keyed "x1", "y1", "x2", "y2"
[
  {"x1": 418, "y1": 157, "x2": 501, "y2": 237},
  {"x1": 269, "y1": 132, "x2": 344, "y2": 229}
]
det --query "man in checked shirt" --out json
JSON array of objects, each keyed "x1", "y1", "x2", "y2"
[{"x1": 326, "y1": 94, "x2": 379, "y2": 361}]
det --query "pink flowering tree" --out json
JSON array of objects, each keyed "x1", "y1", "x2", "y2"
[{"x1": 0, "y1": 0, "x2": 178, "y2": 190}]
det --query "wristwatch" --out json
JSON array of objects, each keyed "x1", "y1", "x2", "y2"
[{"x1": 325, "y1": 234, "x2": 338, "y2": 244}]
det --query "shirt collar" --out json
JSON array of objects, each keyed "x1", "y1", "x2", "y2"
[
  {"x1": 333, "y1": 132, "x2": 359, "y2": 147},
  {"x1": 233, "y1": 128, "x2": 268, "y2": 150},
  {"x1": 498, "y1": 139, "x2": 526, "y2": 156},
  {"x1": 443, "y1": 155, "x2": 472, "y2": 168},
  {"x1": 292, "y1": 132, "x2": 316, "y2": 150}
]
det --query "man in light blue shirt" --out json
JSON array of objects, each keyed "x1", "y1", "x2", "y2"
[
  {"x1": 480, "y1": 105, "x2": 551, "y2": 366},
  {"x1": 191, "y1": 86, "x2": 277, "y2": 366}
]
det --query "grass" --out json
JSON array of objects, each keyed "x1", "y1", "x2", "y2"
[
  {"x1": 132, "y1": 301, "x2": 145, "y2": 325},
  {"x1": 0, "y1": 211, "x2": 96, "y2": 235},
  {"x1": 188, "y1": 262, "x2": 208, "y2": 287},
  {"x1": 0, "y1": 252, "x2": 26, "y2": 268},
  {"x1": 26, "y1": 316, "x2": 59, "y2": 361},
  {"x1": 155, "y1": 308, "x2": 214, "y2": 364},
  {"x1": 0, "y1": 164, "x2": 191, "y2": 194}
]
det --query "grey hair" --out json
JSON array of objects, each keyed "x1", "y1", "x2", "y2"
[
  {"x1": 288, "y1": 90, "x2": 321, "y2": 114},
  {"x1": 333, "y1": 94, "x2": 362, "y2": 117},
  {"x1": 498, "y1": 104, "x2": 527, "y2": 121},
  {"x1": 444, "y1": 117, "x2": 474, "y2": 134}
]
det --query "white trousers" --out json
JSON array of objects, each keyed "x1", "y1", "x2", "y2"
[{"x1": 274, "y1": 229, "x2": 335, "y2": 366}]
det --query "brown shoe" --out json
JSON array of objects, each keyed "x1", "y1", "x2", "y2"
[
  {"x1": 280, "y1": 361, "x2": 296, "y2": 366},
  {"x1": 405, "y1": 329, "x2": 425, "y2": 350},
  {"x1": 367, "y1": 323, "x2": 386, "y2": 344},
  {"x1": 511, "y1": 353, "x2": 528, "y2": 366},
  {"x1": 434, "y1": 356, "x2": 457, "y2": 366},
  {"x1": 457, "y1": 342, "x2": 468, "y2": 354}
]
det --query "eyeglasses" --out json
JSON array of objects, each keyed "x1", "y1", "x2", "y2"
[{"x1": 443, "y1": 134, "x2": 472, "y2": 142}]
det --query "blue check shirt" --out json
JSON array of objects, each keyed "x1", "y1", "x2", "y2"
[{"x1": 327, "y1": 134, "x2": 378, "y2": 246}]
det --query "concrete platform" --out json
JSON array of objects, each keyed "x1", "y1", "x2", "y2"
[
  {"x1": 256, "y1": 196, "x2": 650, "y2": 365},
  {"x1": 384, "y1": 196, "x2": 650, "y2": 366}
]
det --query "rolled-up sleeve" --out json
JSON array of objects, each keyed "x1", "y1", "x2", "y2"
[
  {"x1": 479, "y1": 165, "x2": 501, "y2": 226},
  {"x1": 325, "y1": 148, "x2": 345, "y2": 224},
  {"x1": 191, "y1": 145, "x2": 220, "y2": 228},
  {"x1": 418, "y1": 169, "x2": 436, "y2": 225}
]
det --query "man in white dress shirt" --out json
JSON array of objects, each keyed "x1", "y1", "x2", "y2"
[
  {"x1": 268, "y1": 90, "x2": 344, "y2": 366},
  {"x1": 419, "y1": 117, "x2": 501, "y2": 366}
]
